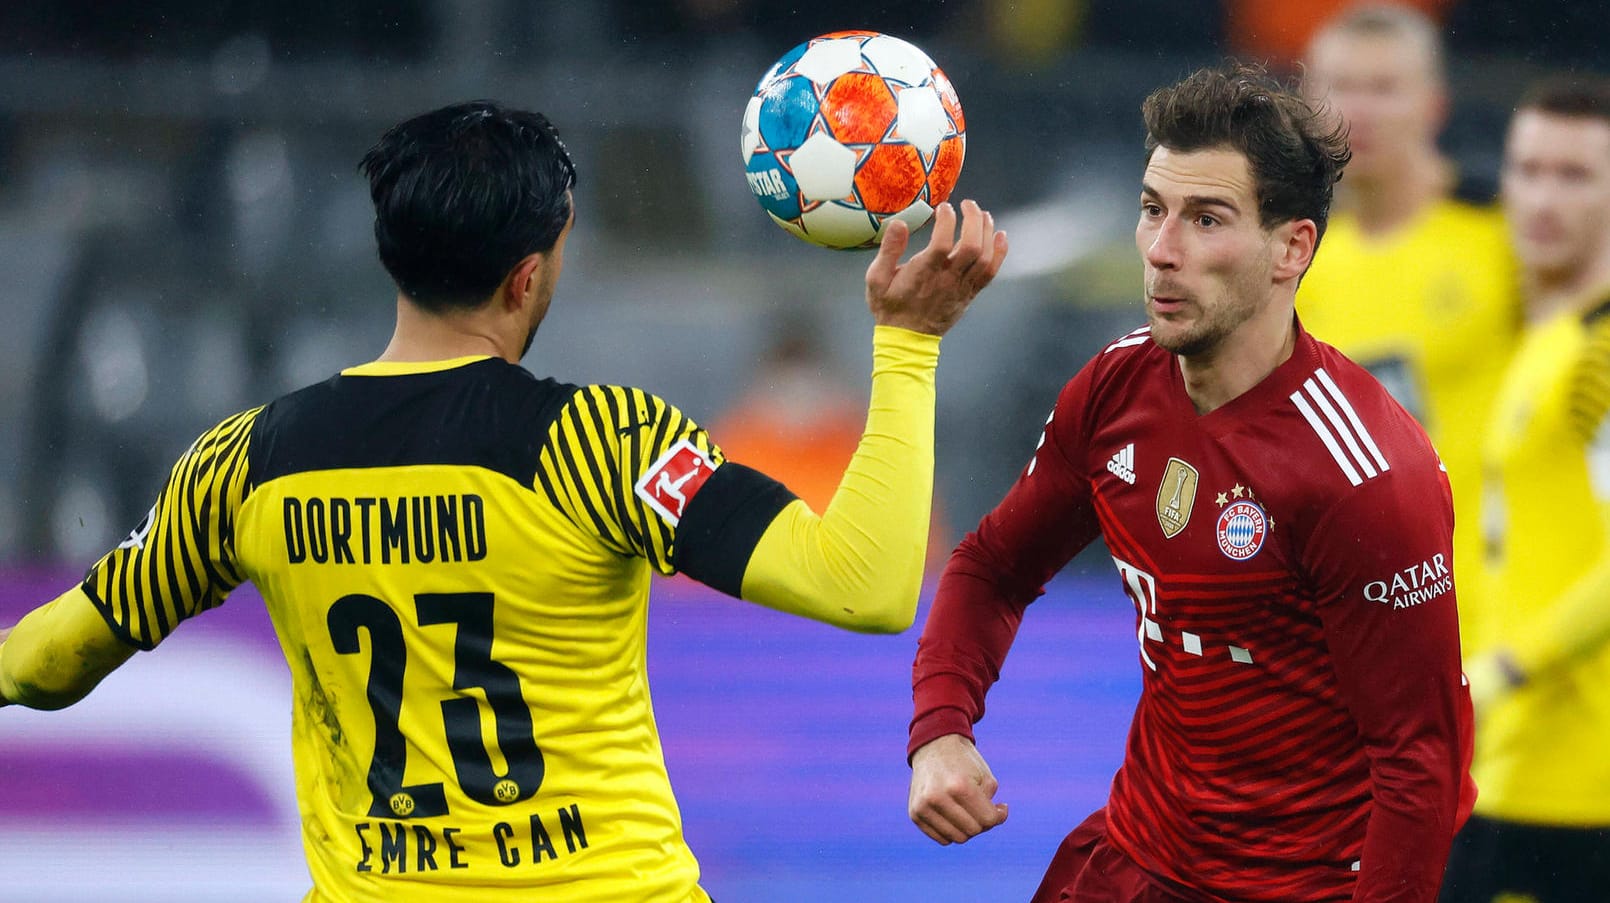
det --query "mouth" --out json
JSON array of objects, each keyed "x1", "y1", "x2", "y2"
[
  {"x1": 1521, "y1": 223, "x2": 1563, "y2": 245},
  {"x1": 1148, "y1": 295, "x2": 1189, "y2": 315}
]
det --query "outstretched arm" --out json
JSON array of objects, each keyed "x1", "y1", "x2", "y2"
[
  {"x1": 0, "y1": 587, "x2": 135, "y2": 709},
  {"x1": 734, "y1": 201, "x2": 1008, "y2": 632},
  {"x1": 1, "y1": 409, "x2": 254, "y2": 711},
  {"x1": 907, "y1": 362, "x2": 1102, "y2": 843}
]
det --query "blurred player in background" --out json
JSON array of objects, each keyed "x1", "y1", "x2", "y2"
[
  {"x1": 710, "y1": 311, "x2": 953, "y2": 566},
  {"x1": 710, "y1": 312, "x2": 875, "y2": 516},
  {"x1": 1439, "y1": 76, "x2": 1610, "y2": 903},
  {"x1": 1297, "y1": 2, "x2": 1521, "y2": 642},
  {"x1": 906, "y1": 64, "x2": 1473, "y2": 903},
  {"x1": 0, "y1": 101, "x2": 1007, "y2": 902}
]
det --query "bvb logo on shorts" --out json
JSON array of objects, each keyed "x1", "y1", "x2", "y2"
[{"x1": 1216, "y1": 500, "x2": 1267, "y2": 560}]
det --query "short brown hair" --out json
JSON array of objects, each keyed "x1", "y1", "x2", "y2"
[
  {"x1": 1143, "y1": 63, "x2": 1351, "y2": 244},
  {"x1": 1517, "y1": 75, "x2": 1610, "y2": 126}
]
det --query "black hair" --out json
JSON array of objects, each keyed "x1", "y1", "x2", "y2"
[{"x1": 359, "y1": 100, "x2": 577, "y2": 311}]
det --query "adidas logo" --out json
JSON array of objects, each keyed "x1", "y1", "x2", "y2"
[{"x1": 1107, "y1": 443, "x2": 1137, "y2": 484}]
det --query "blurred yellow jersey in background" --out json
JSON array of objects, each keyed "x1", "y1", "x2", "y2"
[
  {"x1": 1298, "y1": 194, "x2": 1521, "y2": 647},
  {"x1": 1473, "y1": 299, "x2": 1610, "y2": 825}
]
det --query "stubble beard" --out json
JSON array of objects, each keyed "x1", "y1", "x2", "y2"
[
  {"x1": 1153, "y1": 317, "x2": 1218, "y2": 358},
  {"x1": 519, "y1": 322, "x2": 539, "y2": 359},
  {"x1": 1148, "y1": 271, "x2": 1266, "y2": 360},
  {"x1": 521, "y1": 276, "x2": 559, "y2": 360},
  {"x1": 1151, "y1": 307, "x2": 1229, "y2": 358}
]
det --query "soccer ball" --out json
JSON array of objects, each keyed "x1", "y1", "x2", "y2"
[{"x1": 742, "y1": 31, "x2": 966, "y2": 250}]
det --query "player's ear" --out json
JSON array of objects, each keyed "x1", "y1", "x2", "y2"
[
  {"x1": 503, "y1": 252, "x2": 547, "y2": 312},
  {"x1": 1272, "y1": 218, "x2": 1317, "y2": 283}
]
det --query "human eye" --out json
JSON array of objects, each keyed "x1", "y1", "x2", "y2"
[
  {"x1": 1140, "y1": 201, "x2": 1163, "y2": 218},
  {"x1": 1195, "y1": 213, "x2": 1219, "y2": 228}
]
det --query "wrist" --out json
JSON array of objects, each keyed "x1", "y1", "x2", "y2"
[
  {"x1": 908, "y1": 703, "x2": 976, "y2": 762},
  {"x1": 873, "y1": 317, "x2": 947, "y2": 339}
]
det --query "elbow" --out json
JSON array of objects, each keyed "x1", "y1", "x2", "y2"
[
  {"x1": 19, "y1": 688, "x2": 88, "y2": 711},
  {"x1": 1, "y1": 650, "x2": 108, "y2": 711},
  {"x1": 853, "y1": 607, "x2": 917, "y2": 635},
  {"x1": 841, "y1": 580, "x2": 921, "y2": 634},
  {"x1": 1, "y1": 673, "x2": 90, "y2": 711},
  {"x1": 849, "y1": 538, "x2": 928, "y2": 633}
]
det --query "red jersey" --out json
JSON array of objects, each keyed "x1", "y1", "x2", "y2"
[{"x1": 911, "y1": 323, "x2": 1476, "y2": 903}]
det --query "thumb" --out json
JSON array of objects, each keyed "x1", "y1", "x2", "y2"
[
  {"x1": 978, "y1": 801, "x2": 1009, "y2": 832},
  {"x1": 865, "y1": 218, "x2": 911, "y2": 293}
]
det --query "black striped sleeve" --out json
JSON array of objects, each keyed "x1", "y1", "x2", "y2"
[
  {"x1": 542, "y1": 385, "x2": 780, "y2": 576},
  {"x1": 1570, "y1": 300, "x2": 1610, "y2": 444},
  {"x1": 618, "y1": 389, "x2": 728, "y2": 573},
  {"x1": 81, "y1": 407, "x2": 260, "y2": 650},
  {"x1": 537, "y1": 387, "x2": 631, "y2": 555}
]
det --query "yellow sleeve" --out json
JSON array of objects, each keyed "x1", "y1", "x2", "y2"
[
  {"x1": 0, "y1": 586, "x2": 136, "y2": 709},
  {"x1": 82, "y1": 407, "x2": 258, "y2": 649},
  {"x1": 738, "y1": 326, "x2": 939, "y2": 633},
  {"x1": 1510, "y1": 319, "x2": 1610, "y2": 678},
  {"x1": 1509, "y1": 553, "x2": 1610, "y2": 681}
]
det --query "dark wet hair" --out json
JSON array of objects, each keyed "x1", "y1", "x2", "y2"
[{"x1": 360, "y1": 100, "x2": 577, "y2": 311}]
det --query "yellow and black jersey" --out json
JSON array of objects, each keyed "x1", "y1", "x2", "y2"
[
  {"x1": 1297, "y1": 196, "x2": 1522, "y2": 645},
  {"x1": 81, "y1": 354, "x2": 800, "y2": 903},
  {"x1": 1472, "y1": 296, "x2": 1610, "y2": 825}
]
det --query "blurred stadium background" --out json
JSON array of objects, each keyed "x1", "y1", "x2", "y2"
[{"x1": 0, "y1": 1, "x2": 1600, "y2": 900}]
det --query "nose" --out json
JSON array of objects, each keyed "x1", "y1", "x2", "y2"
[{"x1": 1143, "y1": 214, "x2": 1183, "y2": 271}]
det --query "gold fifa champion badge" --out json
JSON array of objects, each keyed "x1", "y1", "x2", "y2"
[{"x1": 1156, "y1": 457, "x2": 1199, "y2": 538}]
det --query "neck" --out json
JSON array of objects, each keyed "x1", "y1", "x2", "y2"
[
  {"x1": 377, "y1": 295, "x2": 523, "y2": 364},
  {"x1": 1526, "y1": 255, "x2": 1610, "y2": 322},
  {"x1": 1178, "y1": 303, "x2": 1298, "y2": 415},
  {"x1": 1337, "y1": 151, "x2": 1450, "y2": 237}
]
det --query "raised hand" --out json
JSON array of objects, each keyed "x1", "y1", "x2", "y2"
[{"x1": 865, "y1": 199, "x2": 1008, "y2": 337}]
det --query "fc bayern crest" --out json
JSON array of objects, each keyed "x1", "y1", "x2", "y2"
[{"x1": 1216, "y1": 500, "x2": 1267, "y2": 560}]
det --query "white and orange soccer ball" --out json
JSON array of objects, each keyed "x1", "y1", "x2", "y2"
[{"x1": 742, "y1": 31, "x2": 966, "y2": 249}]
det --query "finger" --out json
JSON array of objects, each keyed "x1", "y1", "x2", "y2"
[
  {"x1": 930, "y1": 793, "x2": 989, "y2": 838},
  {"x1": 955, "y1": 779, "x2": 1010, "y2": 833},
  {"x1": 919, "y1": 769, "x2": 1004, "y2": 838},
  {"x1": 865, "y1": 218, "x2": 911, "y2": 292},
  {"x1": 988, "y1": 801, "x2": 1010, "y2": 828},
  {"x1": 910, "y1": 807, "x2": 959, "y2": 845},
  {"x1": 949, "y1": 199, "x2": 985, "y2": 265},
  {"x1": 962, "y1": 210, "x2": 998, "y2": 277},
  {"x1": 912, "y1": 798, "x2": 979, "y2": 844},
  {"x1": 972, "y1": 229, "x2": 1010, "y2": 288},
  {"x1": 923, "y1": 202, "x2": 958, "y2": 258},
  {"x1": 914, "y1": 813, "x2": 962, "y2": 846}
]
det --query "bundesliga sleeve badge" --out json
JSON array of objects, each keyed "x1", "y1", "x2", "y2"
[{"x1": 635, "y1": 438, "x2": 719, "y2": 526}]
